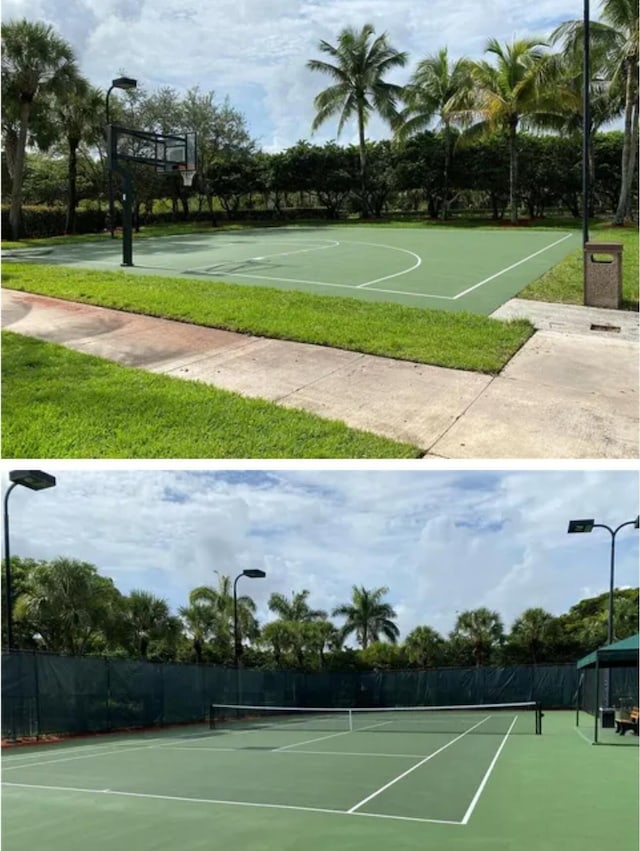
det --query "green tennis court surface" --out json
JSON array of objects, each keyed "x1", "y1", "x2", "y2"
[
  {"x1": 5, "y1": 226, "x2": 580, "y2": 314},
  {"x1": 2, "y1": 710, "x2": 636, "y2": 851}
]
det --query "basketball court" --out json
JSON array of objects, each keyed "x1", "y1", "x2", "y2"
[{"x1": 4, "y1": 226, "x2": 579, "y2": 315}]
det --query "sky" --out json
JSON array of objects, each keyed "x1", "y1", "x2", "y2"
[
  {"x1": 1, "y1": 0, "x2": 594, "y2": 152},
  {"x1": 4, "y1": 468, "x2": 638, "y2": 641}
]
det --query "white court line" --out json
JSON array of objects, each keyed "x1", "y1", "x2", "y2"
[
  {"x1": 159, "y1": 746, "x2": 424, "y2": 759},
  {"x1": 1, "y1": 781, "x2": 460, "y2": 825},
  {"x1": 1, "y1": 734, "x2": 179, "y2": 763},
  {"x1": 574, "y1": 725, "x2": 594, "y2": 745},
  {"x1": 1, "y1": 742, "x2": 160, "y2": 771},
  {"x1": 248, "y1": 240, "x2": 340, "y2": 262},
  {"x1": 347, "y1": 716, "x2": 491, "y2": 813},
  {"x1": 274, "y1": 720, "x2": 393, "y2": 751},
  {"x1": 452, "y1": 232, "x2": 574, "y2": 299},
  {"x1": 460, "y1": 716, "x2": 518, "y2": 824},
  {"x1": 350, "y1": 241, "x2": 422, "y2": 288}
]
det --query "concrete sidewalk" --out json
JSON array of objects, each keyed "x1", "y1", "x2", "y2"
[{"x1": 2, "y1": 289, "x2": 638, "y2": 458}]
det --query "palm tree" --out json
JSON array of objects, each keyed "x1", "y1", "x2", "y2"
[
  {"x1": 267, "y1": 589, "x2": 327, "y2": 622},
  {"x1": 179, "y1": 588, "x2": 217, "y2": 664},
  {"x1": 397, "y1": 48, "x2": 473, "y2": 219},
  {"x1": 125, "y1": 590, "x2": 174, "y2": 658},
  {"x1": 307, "y1": 23, "x2": 408, "y2": 216},
  {"x1": 332, "y1": 585, "x2": 399, "y2": 649},
  {"x1": 508, "y1": 608, "x2": 556, "y2": 664},
  {"x1": 1, "y1": 18, "x2": 79, "y2": 239},
  {"x1": 51, "y1": 79, "x2": 105, "y2": 234},
  {"x1": 459, "y1": 37, "x2": 552, "y2": 223},
  {"x1": 190, "y1": 575, "x2": 259, "y2": 661},
  {"x1": 13, "y1": 558, "x2": 121, "y2": 654},
  {"x1": 404, "y1": 625, "x2": 444, "y2": 668},
  {"x1": 541, "y1": 40, "x2": 622, "y2": 203},
  {"x1": 454, "y1": 607, "x2": 504, "y2": 666},
  {"x1": 552, "y1": 0, "x2": 638, "y2": 223}
]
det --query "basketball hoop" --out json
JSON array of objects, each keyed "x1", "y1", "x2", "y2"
[{"x1": 178, "y1": 166, "x2": 196, "y2": 188}]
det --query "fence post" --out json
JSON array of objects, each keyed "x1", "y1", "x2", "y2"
[
  {"x1": 105, "y1": 656, "x2": 111, "y2": 732},
  {"x1": 33, "y1": 651, "x2": 41, "y2": 740}
]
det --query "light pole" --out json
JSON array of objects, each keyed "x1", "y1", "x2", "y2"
[
  {"x1": 582, "y1": 0, "x2": 590, "y2": 245},
  {"x1": 4, "y1": 471, "x2": 56, "y2": 651},
  {"x1": 233, "y1": 569, "x2": 266, "y2": 704},
  {"x1": 105, "y1": 76, "x2": 137, "y2": 239},
  {"x1": 568, "y1": 515, "x2": 639, "y2": 706}
]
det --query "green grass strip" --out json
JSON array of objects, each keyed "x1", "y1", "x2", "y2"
[
  {"x1": 520, "y1": 226, "x2": 639, "y2": 309},
  {"x1": 3, "y1": 263, "x2": 533, "y2": 374},
  {"x1": 1, "y1": 332, "x2": 419, "y2": 459}
]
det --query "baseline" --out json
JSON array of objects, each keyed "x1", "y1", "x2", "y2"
[
  {"x1": 452, "y1": 233, "x2": 574, "y2": 300},
  {"x1": 2, "y1": 781, "x2": 461, "y2": 825}
]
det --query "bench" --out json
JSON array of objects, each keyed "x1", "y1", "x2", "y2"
[{"x1": 615, "y1": 707, "x2": 639, "y2": 736}]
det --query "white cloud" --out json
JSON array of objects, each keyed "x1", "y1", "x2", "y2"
[
  {"x1": 2, "y1": 0, "x2": 590, "y2": 150},
  {"x1": 4, "y1": 469, "x2": 638, "y2": 640}
]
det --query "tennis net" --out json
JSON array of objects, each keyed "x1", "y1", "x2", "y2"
[{"x1": 209, "y1": 701, "x2": 543, "y2": 735}]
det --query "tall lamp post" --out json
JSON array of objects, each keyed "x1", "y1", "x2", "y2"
[
  {"x1": 233, "y1": 569, "x2": 266, "y2": 704},
  {"x1": 4, "y1": 470, "x2": 56, "y2": 651},
  {"x1": 567, "y1": 515, "x2": 639, "y2": 705},
  {"x1": 105, "y1": 76, "x2": 137, "y2": 239}
]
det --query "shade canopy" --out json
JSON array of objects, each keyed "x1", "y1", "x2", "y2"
[{"x1": 576, "y1": 633, "x2": 639, "y2": 669}]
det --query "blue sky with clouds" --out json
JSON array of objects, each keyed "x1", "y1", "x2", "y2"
[
  {"x1": 5, "y1": 469, "x2": 638, "y2": 641},
  {"x1": 1, "y1": 0, "x2": 595, "y2": 151}
]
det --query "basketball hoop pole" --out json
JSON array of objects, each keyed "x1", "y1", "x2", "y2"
[{"x1": 119, "y1": 166, "x2": 133, "y2": 267}]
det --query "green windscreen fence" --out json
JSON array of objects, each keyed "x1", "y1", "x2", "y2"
[{"x1": 2, "y1": 651, "x2": 579, "y2": 740}]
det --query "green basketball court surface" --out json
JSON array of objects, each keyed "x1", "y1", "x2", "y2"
[
  {"x1": 2, "y1": 709, "x2": 636, "y2": 851},
  {"x1": 5, "y1": 226, "x2": 580, "y2": 314}
]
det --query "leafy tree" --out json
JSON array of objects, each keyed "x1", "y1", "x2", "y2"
[
  {"x1": 307, "y1": 23, "x2": 407, "y2": 216},
  {"x1": 360, "y1": 641, "x2": 408, "y2": 670},
  {"x1": 397, "y1": 48, "x2": 472, "y2": 218},
  {"x1": 13, "y1": 558, "x2": 122, "y2": 654},
  {"x1": 1, "y1": 18, "x2": 79, "y2": 238},
  {"x1": 460, "y1": 37, "x2": 553, "y2": 223},
  {"x1": 332, "y1": 585, "x2": 400, "y2": 649},
  {"x1": 404, "y1": 625, "x2": 445, "y2": 668},
  {"x1": 453, "y1": 607, "x2": 504, "y2": 666}
]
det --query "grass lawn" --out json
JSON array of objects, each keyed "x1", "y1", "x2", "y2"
[
  {"x1": 2, "y1": 263, "x2": 533, "y2": 375},
  {"x1": 519, "y1": 225, "x2": 639, "y2": 309},
  {"x1": 1, "y1": 332, "x2": 420, "y2": 459}
]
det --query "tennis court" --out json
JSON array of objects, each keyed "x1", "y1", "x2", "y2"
[
  {"x1": 4, "y1": 226, "x2": 580, "y2": 314},
  {"x1": 2, "y1": 705, "x2": 636, "y2": 851}
]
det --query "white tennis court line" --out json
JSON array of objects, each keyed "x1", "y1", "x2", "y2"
[
  {"x1": 1, "y1": 781, "x2": 461, "y2": 826},
  {"x1": 346, "y1": 716, "x2": 491, "y2": 814},
  {"x1": 159, "y1": 745, "x2": 425, "y2": 759},
  {"x1": 1, "y1": 741, "x2": 162, "y2": 771},
  {"x1": 460, "y1": 716, "x2": 518, "y2": 824},
  {"x1": 574, "y1": 725, "x2": 595, "y2": 745},
  {"x1": 274, "y1": 720, "x2": 392, "y2": 751}
]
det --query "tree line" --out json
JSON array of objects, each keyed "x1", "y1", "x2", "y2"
[
  {"x1": 2, "y1": 3, "x2": 638, "y2": 238},
  {"x1": 2, "y1": 556, "x2": 637, "y2": 671}
]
